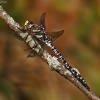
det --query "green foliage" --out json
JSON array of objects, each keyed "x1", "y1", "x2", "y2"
[
  {"x1": 75, "y1": 24, "x2": 90, "y2": 44},
  {"x1": 53, "y1": 0, "x2": 69, "y2": 12},
  {"x1": 67, "y1": 47, "x2": 92, "y2": 65},
  {"x1": 90, "y1": 69, "x2": 100, "y2": 95},
  {"x1": 0, "y1": 19, "x2": 5, "y2": 31},
  {"x1": 10, "y1": 9, "x2": 26, "y2": 22},
  {"x1": 0, "y1": 79, "x2": 13, "y2": 100},
  {"x1": 75, "y1": 6, "x2": 99, "y2": 45}
]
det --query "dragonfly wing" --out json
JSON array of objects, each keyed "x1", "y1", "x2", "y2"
[
  {"x1": 49, "y1": 30, "x2": 64, "y2": 42},
  {"x1": 39, "y1": 12, "x2": 46, "y2": 30}
]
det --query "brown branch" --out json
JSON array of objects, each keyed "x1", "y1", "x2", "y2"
[{"x1": 0, "y1": 4, "x2": 100, "y2": 100}]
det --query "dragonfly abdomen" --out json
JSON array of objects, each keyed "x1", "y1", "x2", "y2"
[{"x1": 48, "y1": 43, "x2": 90, "y2": 91}]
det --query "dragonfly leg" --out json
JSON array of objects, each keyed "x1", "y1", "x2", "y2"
[{"x1": 27, "y1": 50, "x2": 36, "y2": 58}]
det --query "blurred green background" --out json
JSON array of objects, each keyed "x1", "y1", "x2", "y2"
[{"x1": 0, "y1": 0, "x2": 100, "y2": 100}]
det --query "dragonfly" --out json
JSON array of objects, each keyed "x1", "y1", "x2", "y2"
[
  {"x1": 17, "y1": 14, "x2": 63, "y2": 57},
  {"x1": 19, "y1": 12, "x2": 90, "y2": 91}
]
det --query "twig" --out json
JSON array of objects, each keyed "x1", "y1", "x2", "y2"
[{"x1": 0, "y1": 4, "x2": 100, "y2": 100}]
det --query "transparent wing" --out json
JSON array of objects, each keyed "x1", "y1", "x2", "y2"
[
  {"x1": 48, "y1": 30, "x2": 64, "y2": 42},
  {"x1": 39, "y1": 12, "x2": 46, "y2": 30}
]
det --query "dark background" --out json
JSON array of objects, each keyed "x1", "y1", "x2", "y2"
[{"x1": 0, "y1": 0, "x2": 100, "y2": 100}]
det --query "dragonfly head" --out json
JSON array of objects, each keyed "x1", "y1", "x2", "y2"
[{"x1": 24, "y1": 20, "x2": 34, "y2": 30}]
